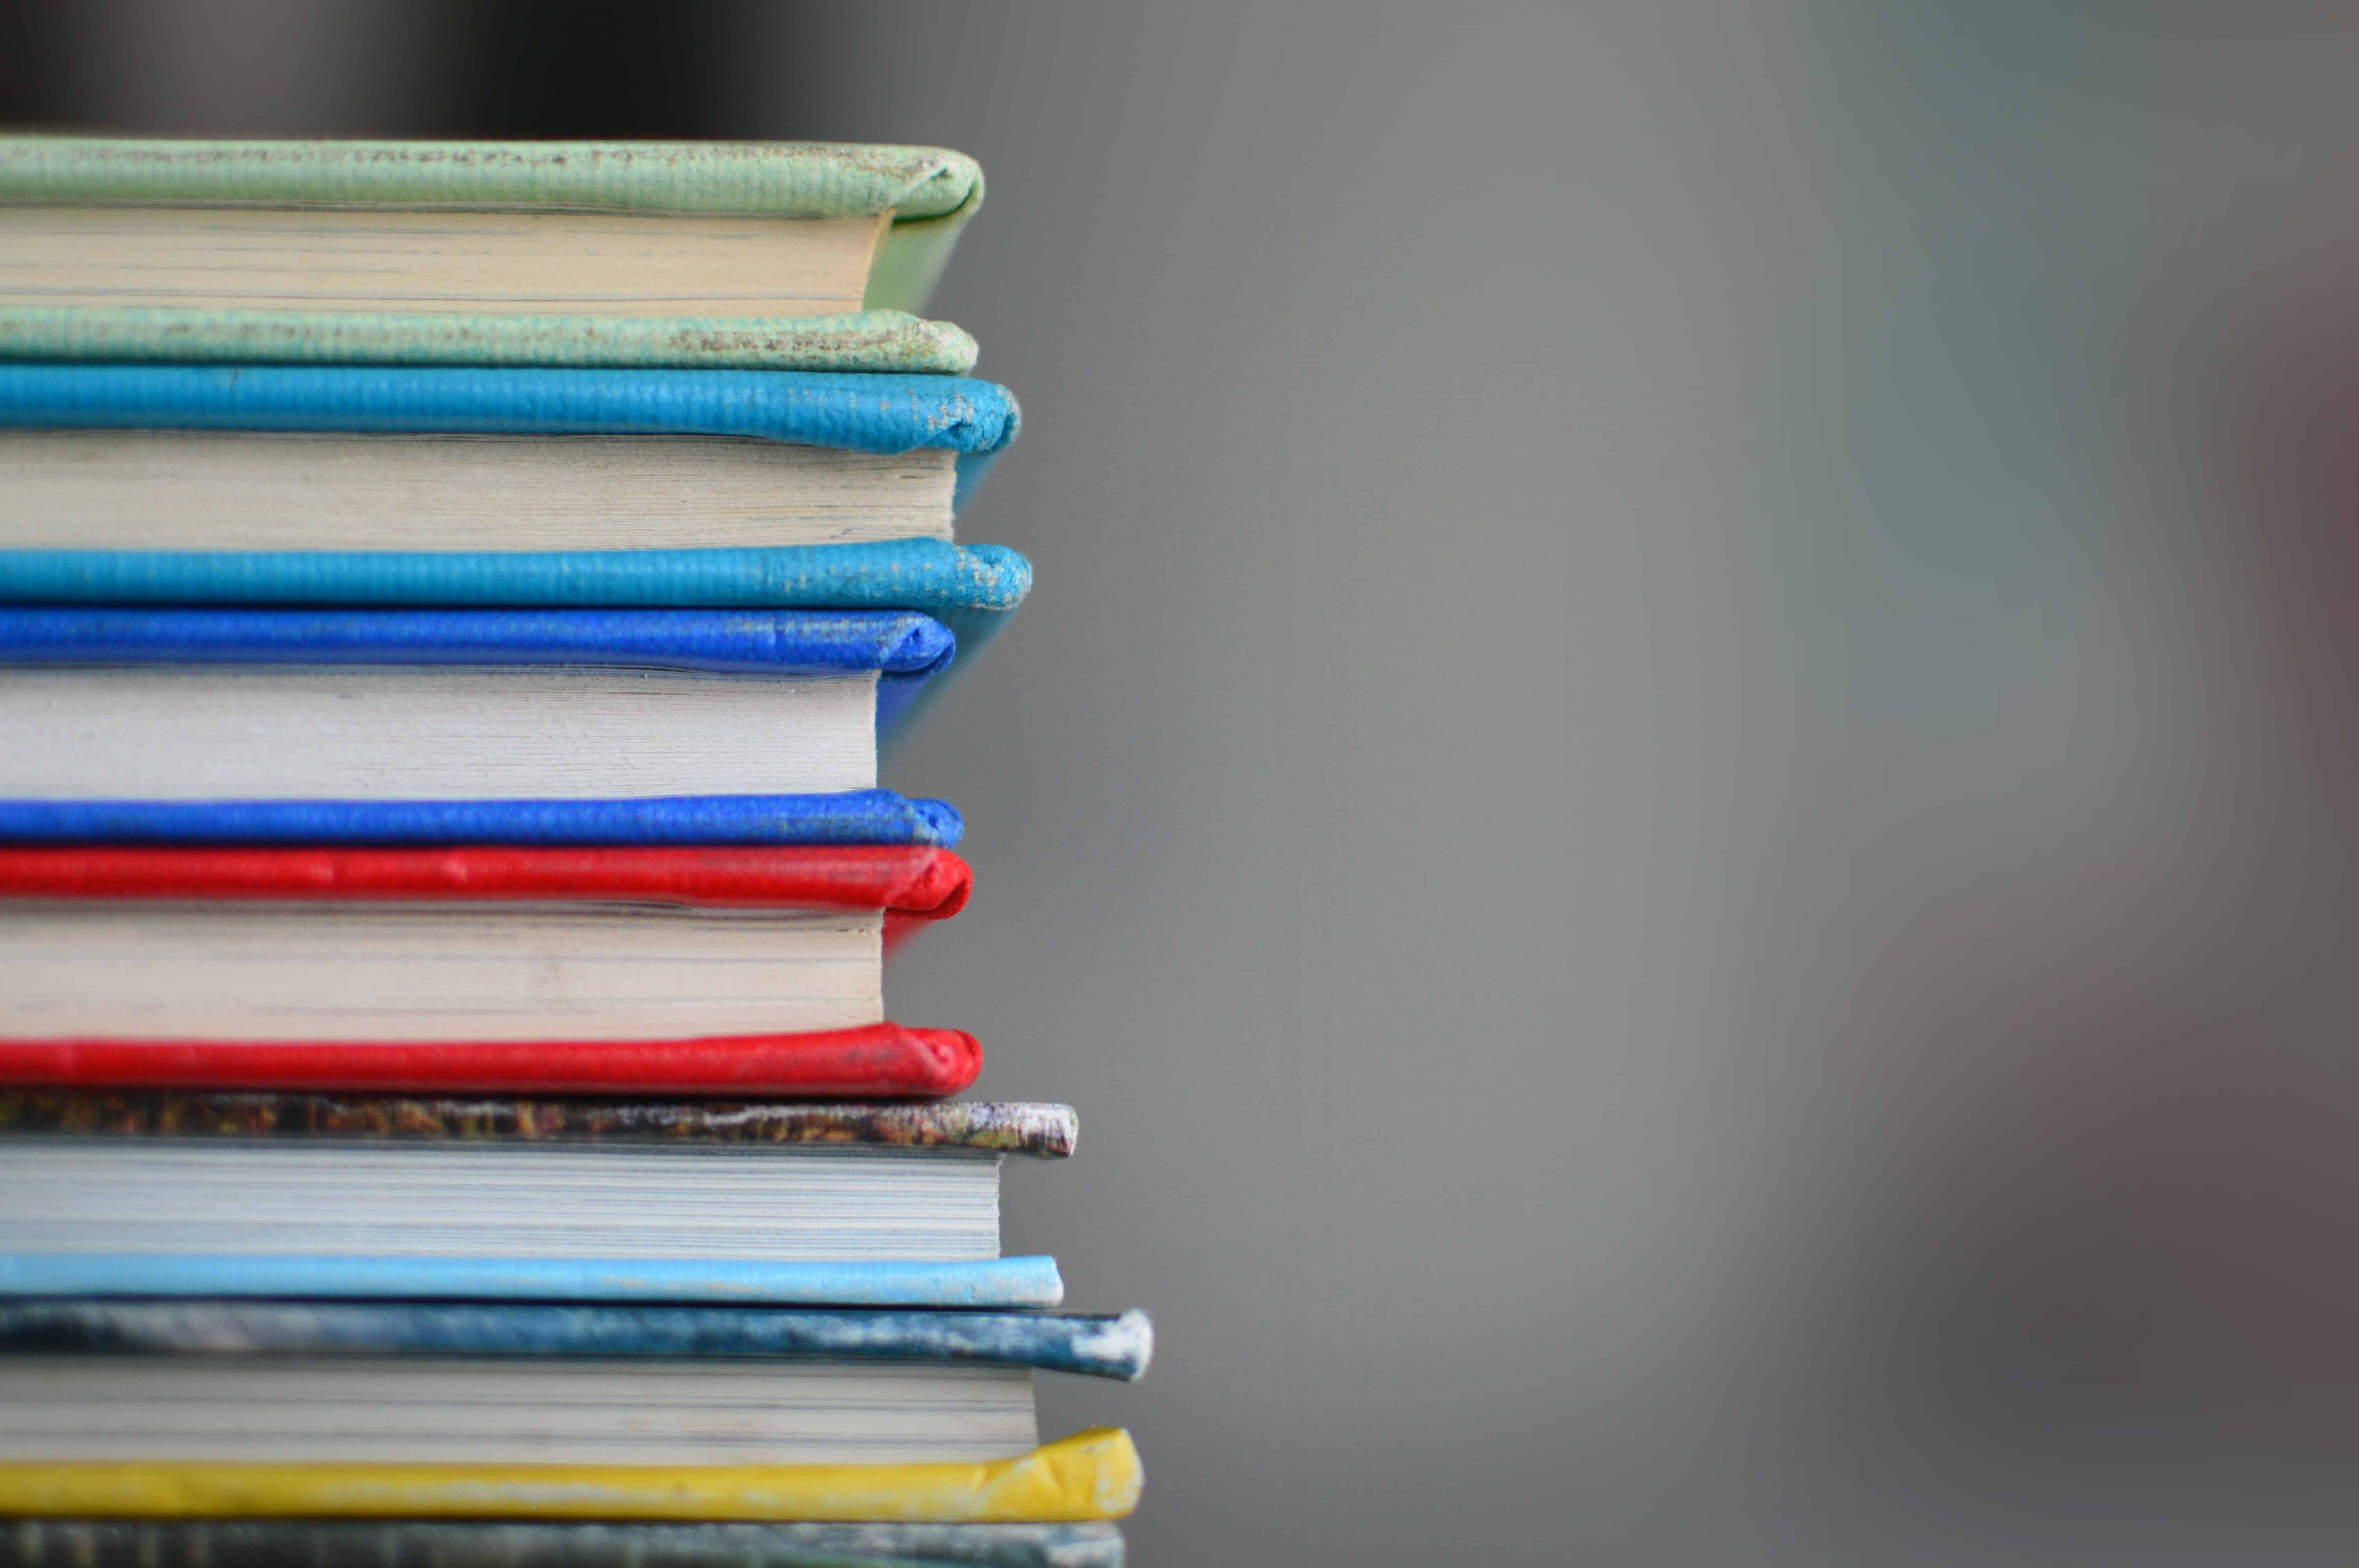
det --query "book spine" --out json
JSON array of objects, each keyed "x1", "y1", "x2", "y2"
[{"x1": 0, "y1": 1024, "x2": 980, "y2": 1098}]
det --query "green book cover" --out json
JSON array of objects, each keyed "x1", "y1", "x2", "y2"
[{"x1": 0, "y1": 139, "x2": 985, "y2": 370}]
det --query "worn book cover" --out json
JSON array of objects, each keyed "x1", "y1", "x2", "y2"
[
  {"x1": 0, "y1": 1092, "x2": 1075, "y2": 1153},
  {"x1": 0, "y1": 1519, "x2": 1126, "y2": 1568},
  {"x1": 0, "y1": 1518, "x2": 1127, "y2": 1565},
  {"x1": 0, "y1": 1301, "x2": 1150, "y2": 1380}
]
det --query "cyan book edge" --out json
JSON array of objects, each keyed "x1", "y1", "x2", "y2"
[
  {"x1": 0, "y1": 365, "x2": 1016, "y2": 453},
  {"x1": 0, "y1": 1256, "x2": 1065, "y2": 1310},
  {"x1": 0, "y1": 542, "x2": 1033, "y2": 615}
]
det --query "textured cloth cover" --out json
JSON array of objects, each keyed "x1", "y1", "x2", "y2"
[
  {"x1": 0, "y1": 139, "x2": 981, "y2": 218},
  {"x1": 0, "y1": 1428, "x2": 1140, "y2": 1522},
  {"x1": 0, "y1": 795, "x2": 963, "y2": 848},
  {"x1": 0, "y1": 310, "x2": 980, "y2": 374},
  {"x1": 0, "y1": 1093, "x2": 1074, "y2": 1155},
  {"x1": 0, "y1": 1519, "x2": 1126, "y2": 1568},
  {"x1": 0, "y1": 1301, "x2": 1152, "y2": 1381},
  {"x1": 0, "y1": 139, "x2": 989, "y2": 361},
  {"x1": 0, "y1": 606, "x2": 953, "y2": 677},
  {"x1": 0, "y1": 540, "x2": 1030, "y2": 618},
  {"x1": 0, "y1": 365, "x2": 1017, "y2": 454},
  {"x1": 0, "y1": 845, "x2": 970, "y2": 916},
  {"x1": 0, "y1": 1024, "x2": 983, "y2": 1098}
]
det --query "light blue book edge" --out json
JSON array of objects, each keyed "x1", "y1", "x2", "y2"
[
  {"x1": 0, "y1": 1254, "x2": 1063, "y2": 1310},
  {"x1": 0, "y1": 364, "x2": 1020, "y2": 505}
]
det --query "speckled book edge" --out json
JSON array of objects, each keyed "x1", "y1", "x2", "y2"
[
  {"x1": 0, "y1": 1519, "x2": 1124, "y2": 1568},
  {"x1": 0, "y1": 1092, "x2": 1078, "y2": 1156},
  {"x1": 0, "y1": 1303, "x2": 1152, "y2": 1381},
  {"x1": 0, "y1": 140, "x2": 979, "y2": 218}
]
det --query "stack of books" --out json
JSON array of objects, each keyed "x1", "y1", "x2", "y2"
[{"x1": 0, "y1": 138, "x2": 1143, "y2": 1568}]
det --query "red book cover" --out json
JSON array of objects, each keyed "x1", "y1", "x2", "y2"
[
  {"x1": 0, "y1": 1023, "x2": 980, "y2": 1099},
  {"x1": 0, "y1": 843, "x2": 970, "y2": 947}
]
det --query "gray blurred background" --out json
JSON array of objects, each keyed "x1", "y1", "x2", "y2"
[{"x1": 14, "y1": 1, "x2": 2359, "y2": 1561}]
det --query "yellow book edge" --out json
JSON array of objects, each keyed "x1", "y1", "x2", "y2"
[{"x1": 0, "y1": 1428, "x2": 1140, "y2": 1523}]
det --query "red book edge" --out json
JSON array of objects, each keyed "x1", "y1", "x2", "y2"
[
  {"x1": 0, "y1": 1022, "x2": 981, "y2": 1098},
  {"x1": 0, "y1": 846, "x2": 972, "y2": 921}
]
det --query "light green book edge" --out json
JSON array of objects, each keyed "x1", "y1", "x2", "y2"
[{"x1": 0, "y1": 138, "x2": 985, "y2": 368}]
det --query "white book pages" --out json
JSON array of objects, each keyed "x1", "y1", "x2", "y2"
[
  {"x1": 0, "y1": 903, "x2": 882, "y2": 1041},
  {"x1": 0, "y1": 432, "x2": 956, "y2": 550},
  {"x1": 0, "y1": 666, "x2": 877, "y2": 798},
  {"x1": 0, "y1": 1143, "x2": 1003, "y2": 1262},
  {"x1": 0, "y1": 1358, "x2": 1038, "y2": 1465}
]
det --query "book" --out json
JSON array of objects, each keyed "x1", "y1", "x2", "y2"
[
  {"x1": 0, "y1": 607, "x2": 950, "y2": 801},
  {"x1": 0, "y1": 846, "x2": 968, "y2": 1058},
  {"x1": 0, "y1": 365, "x2": 1019, "y2": 546},
  {"x1": 0, "y1": 1095, "x2": 1074, "y2": 1307},
  {"x1": 0, "y1": 1427, "x2": 1141, "y2": 1521},
  {"x1": 0, "y1": 1303, "x2": 1149, "y2": 1467},
  {"x1": 0, "y1": 139, "x2": 986, "y2": 372},
  {"x1": 0, "y1": 1519, "x2": 1128, "y2": 1568}
]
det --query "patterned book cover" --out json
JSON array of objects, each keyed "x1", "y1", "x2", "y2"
[
  {"x1": 0, "y1": 1093, "x2": 1073, "y2": 1154},
  {"x1": 0, "y1": 1301, "x2": 1150, "y2": 1379},
  {"x1": 0, "y1": 1519, "x2": 1124, "y2": 1568}
]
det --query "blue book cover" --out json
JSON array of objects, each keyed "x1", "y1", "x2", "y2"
[
  {"x1": 0, "y1": 541, "x2": 1031, "y2": 733},
  {"x1": 0, "y1": 604, "x2": 952, "y2": 733},
  {"x1": 0, "y1": 792, "x2": 961, "y2": 847},
  {"x1": 0, "y1": 606, "x2": 955, "y2": 827},
  {"x1": 0, "y1": 1254, "x2": 1063, "y2": 1310},
  {"x1": 0, "y1": 1301, "x2": 1153, "y2": 1381},
  {"x1": 0, "y1": 364, "x2": 1019, "y2": 505}
]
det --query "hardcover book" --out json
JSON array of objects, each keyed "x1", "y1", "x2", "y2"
[
  {"x1": 0, "y1": 606, "x2": 951, "y2": 805},
  {"x1": 0, "y1": 1095, "x2": 1076, "y2": 1307},
  {"x1": 0, "y1": 365, "x2": 1020, "y2": 546},
  {"x1": 0, "y1": 846, "x2": 973, "y2": 1092},
  {"x1": 0, "y1": 1303, "x2": 1148, "y2": 1468},
  {"x1": 0, "y1": 139, "x2": 987, "y2": 371}
]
